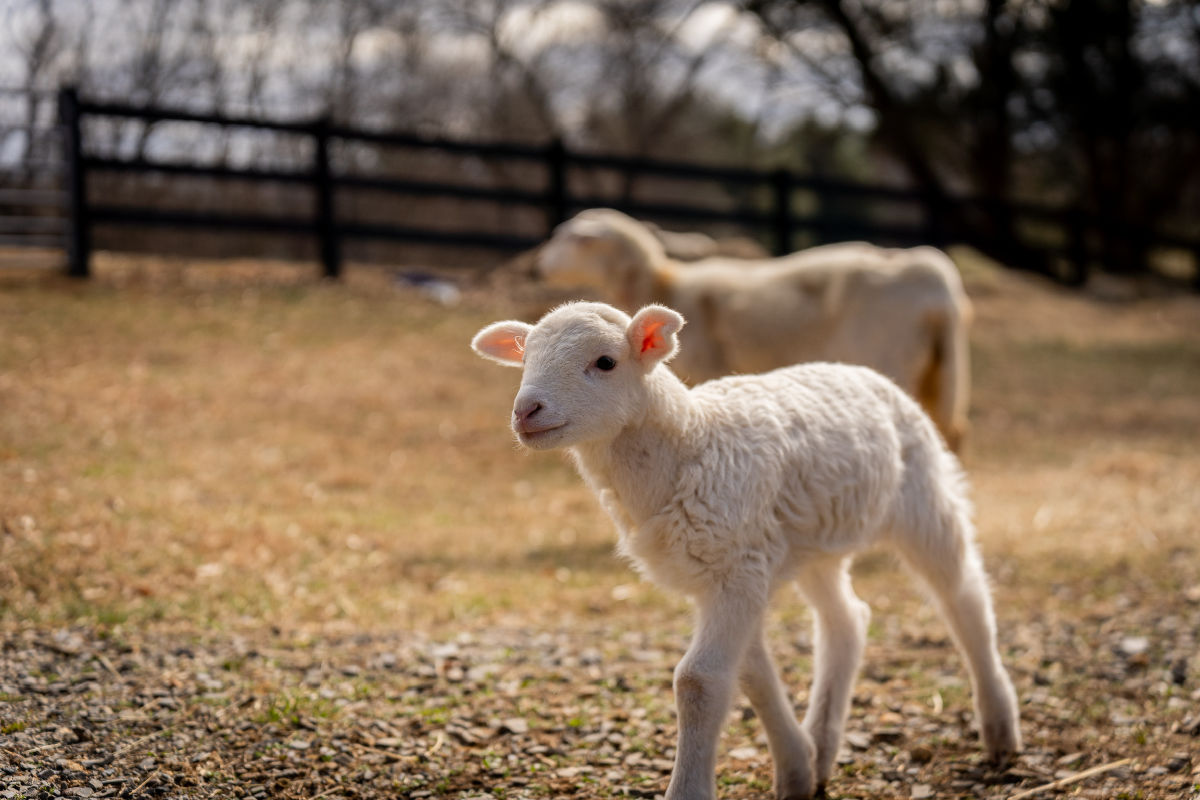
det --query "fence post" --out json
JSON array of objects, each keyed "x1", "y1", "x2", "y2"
[
  {"x1": 922, "y1": 189, "x2": 949, "y2": 248},
  {"x1": 771, "y1": 168, "x2": 791, "y2": 256},
  {"x1": 58, "y1": 86, "x2": 90, "y2": 279},
  {"x1": 1065, "y1": 207, "x2": 1088, "y2": 286},
  {"x1": 545, "y1": 138, "x2": 568, "y2": 236},
  {"x1": 312, "y1": 116, "x2": 340, "y2": 279}
]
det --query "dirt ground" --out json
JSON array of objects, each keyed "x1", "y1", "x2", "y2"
[{"x1": 1, "y1": 250, "x2": 1199, "y2": 799}]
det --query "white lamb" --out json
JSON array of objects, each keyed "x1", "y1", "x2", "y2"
[
  {"x1": 472, "y1": 301, "x2": 1020, "y2": 800},
  {"x1": 537, "y1": 208, "x2": 973, "y2": 451}
]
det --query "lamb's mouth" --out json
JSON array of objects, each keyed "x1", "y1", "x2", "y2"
[{"x1": 516, "y1": 423, "x2": 566, "y2": 442}]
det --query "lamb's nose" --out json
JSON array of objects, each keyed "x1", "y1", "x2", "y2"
[{"x1": 514, "y1": 399, "x2": 543, "y2": 423}]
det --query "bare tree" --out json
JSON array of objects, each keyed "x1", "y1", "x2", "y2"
[{"x1": 4, "y1": 0, "x2": 64, "y2": 172}]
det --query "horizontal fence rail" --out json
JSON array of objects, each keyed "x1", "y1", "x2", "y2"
[
  {"x1": 0, "y1": 88, "x2": 67, "y2": 263},
  {"x1": 55, "y1": 87, "x2": 1200, "y2": 286}
]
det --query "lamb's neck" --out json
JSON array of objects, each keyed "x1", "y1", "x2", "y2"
[{"x1": 569, "y1": 368, "x2": 694, "y2": 523}]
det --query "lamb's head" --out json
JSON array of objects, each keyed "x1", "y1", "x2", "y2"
[
  {"x1": 471, "y1": 301, "x2": 684, "y2": 450},
  {"x1": 536, "y1": 209, "x2": 666, "y2": 288}
]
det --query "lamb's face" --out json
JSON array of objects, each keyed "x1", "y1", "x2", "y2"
[
  {"x1": 511, "y1": 309, "x2": 643, "y2": 449},
  {"x1": 472, "y1": 302, "x2": 685, "y2": 451}
]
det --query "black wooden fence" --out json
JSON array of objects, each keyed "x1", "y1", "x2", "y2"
[{"x1": 57, "y1": 87, "x2": 1199, "y2": 286}]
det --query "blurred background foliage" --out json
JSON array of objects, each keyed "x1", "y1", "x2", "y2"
[{"x1": 2, "y1": 0, "x2": 1197, "y2": 280}]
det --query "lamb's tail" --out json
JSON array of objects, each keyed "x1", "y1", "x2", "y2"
[{"x1": 935, "y1": 293, "x2": 972, "y2": 453}]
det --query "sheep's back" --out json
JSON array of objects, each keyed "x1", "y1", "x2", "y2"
[{"x1": 673, "y1": 247, "x2": 963, "y2": 389}]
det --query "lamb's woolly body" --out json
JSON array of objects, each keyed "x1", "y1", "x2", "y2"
[
  {"x1": 537, "y1": 208, "x2": 973, "y2": 450},
  {"x1": 574, "y1": 363, "x2": 931, "y2": 596},
  {"x1": 471, "y1": 301, "x2": 1019, "y2": 800}
]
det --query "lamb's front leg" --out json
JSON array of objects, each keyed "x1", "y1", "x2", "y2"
[
  {"x1": 665, "y1": 586, "x2": 765, "y2": 800},
  {"x1": 739, "y1": 632, "x2": 816, "y2": 799}
]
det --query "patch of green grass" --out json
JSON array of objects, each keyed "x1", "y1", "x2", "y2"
[
  {"x1": 1083, "y1": 699, "x2": 1112, "y2": 725},
  {"x1": 220, "y1": 656, "x2": 247, "y2": 672},
  {"x1": 253, "y1": 689, "x2": 340, "y2": 726},
  {"x1": 718, "y1": 773, "x2": 770, "y2": 791},
  {"x1": 348, "y1": 681, "x2": 375, "y2": 702},
  {"x1": 840, "y1": 760, "x2": 879, "y2": 779},
  {"x1": 2, "y1": 721, "x2": 27, "y2": 733},
  {"x1": 59, "y1": 594, "x2": 131, "y2": 628},
  {"x1": 419, "y1": 705, "x2": 451, "y2": 726}
]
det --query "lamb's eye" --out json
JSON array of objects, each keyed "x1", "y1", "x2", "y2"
[{"x1": 595, "y1": 356, "x2": 616, "y2": 371}]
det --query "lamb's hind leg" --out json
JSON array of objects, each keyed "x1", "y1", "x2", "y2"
[
  {"x1": 739, "y1": 630, "x2": 816, "y2": 799},
  {"x1": 894, "y1": 517, "x2": 1021, "y2": 765},
  {"x1": 795, "y1": 557, "x2": 871, "y2": 790}
]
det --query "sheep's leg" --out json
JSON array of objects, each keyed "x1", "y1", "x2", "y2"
[
  {"x1": 739, "y1": 630, "x2": 816, "y2": 799},
  {"x1": 665, "y1": 588, "x2": 765, "y2": 800},
  {"x1": 895, "y1": 534, "x2": 1021, "y2": 765},
  {"x1": 795, "y1": 557, "x2": 870, "y2": 790}
]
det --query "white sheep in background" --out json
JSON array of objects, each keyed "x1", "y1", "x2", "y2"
[
  {"x1": 484, "y1": 217, "x2": 766, "y2": 288},
  {"x1": 536, "y1": 208, "x2": 974, "y2": 451},
  {"x1": 472, "y1": 301, "x2": 1019, "y2": 800}
]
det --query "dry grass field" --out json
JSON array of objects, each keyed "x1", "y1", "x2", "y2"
[{"x1": 1, "y1": 250, "x2": 1198, "y2": 799}]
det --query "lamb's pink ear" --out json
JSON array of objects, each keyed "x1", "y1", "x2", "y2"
[
  {"x1": 627, "y1": 305, "x2": 684, "y2": 367},
  {"x1": 472, "y1": 321, "x2": 532, "y2": 367}
]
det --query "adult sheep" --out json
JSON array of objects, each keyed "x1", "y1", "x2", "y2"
[
  {"x1": 485, "y1": 217, "x2": 766, "y2": 286},
  {"x1": 472, "y1": 301, "x2": 1020, "y2": 800},
  {"x1": 536, "y1": 208, "x2": 974, "y2": 451}
]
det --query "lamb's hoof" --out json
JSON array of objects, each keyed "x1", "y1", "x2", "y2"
[
  {"x1": 776, "y1": 776, "x2": 817, "y2": 799},
  {"x1": 988, "y1": 746, "x2": 1016, "y2": 771},
  {"x1": 983, "y1": 719, "x2": 1021, "y2": 770}
]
